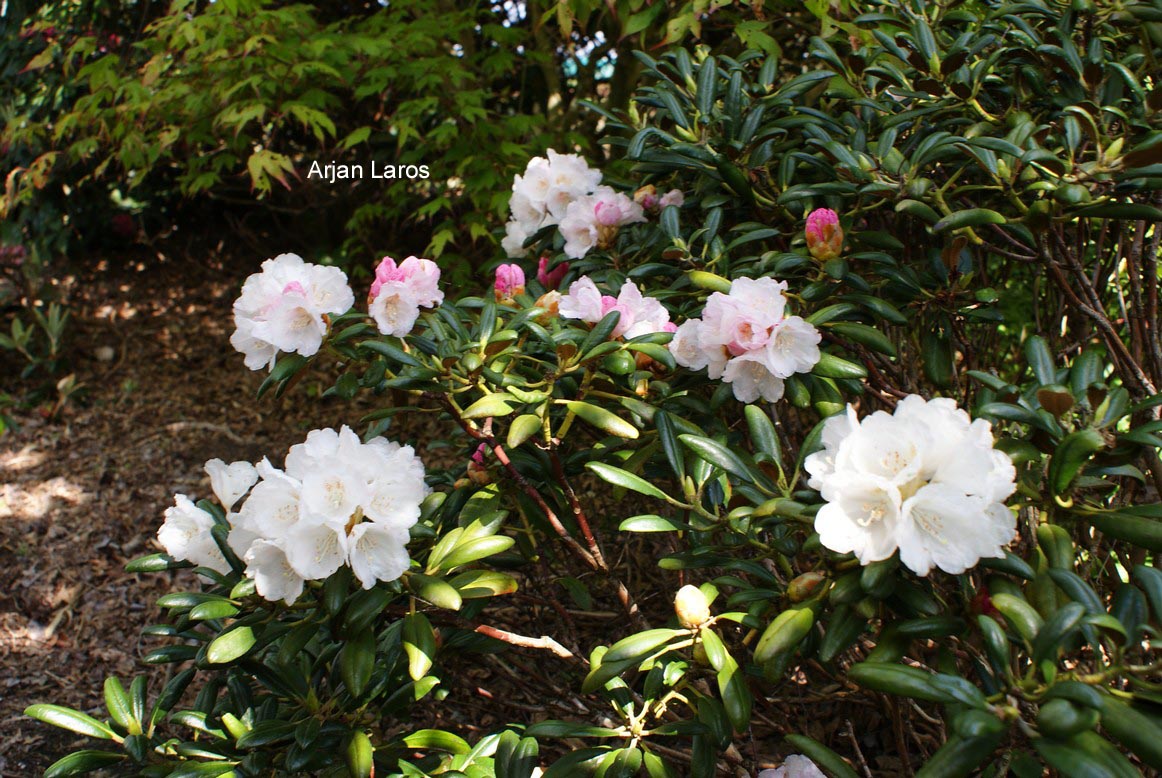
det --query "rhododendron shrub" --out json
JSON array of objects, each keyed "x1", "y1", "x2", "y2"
[{"x1": 28, "y1": 8, "x2": 1162, "y2": 776}]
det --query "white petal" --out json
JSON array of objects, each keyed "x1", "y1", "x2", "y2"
[
  {"x1": 239, "y1": 477, "x2": 302, "y2": 539},
  {"x1": 347, "y1": 522, "x2": 411, "y2": 588},
  {"x1": 899, "y1": 484, "x2": 1012, "y2": 575},
  {"x1": 205, "y1": 459, "x2": 258, "y2": 511},
  {"x1": 158, "y1": 494, "x2": 229, "y2": 573},
  {"x1": 300, "y1": 468, "x2": 369, "y2": 527},
  {"x1": 368, "y1": 283, "x2": 421, "y2": 337},
  {"x1": 813, "y1": 477, "x2": 900, "y2": 564},
  {"x1": 284, "y1": 522, "x2": 348, "y2": 580},
  {"x1": 244, "y1": 539, "x2": 305, "y2": 605}
]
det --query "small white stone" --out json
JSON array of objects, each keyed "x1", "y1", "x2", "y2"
[{"x1": 94, "y1": 345, "x2": 116, "y2": 363}]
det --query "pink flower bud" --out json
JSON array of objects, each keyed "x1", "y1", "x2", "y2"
[
  {"x1": 659, "y1": 189, "x2": 684, "y2": 208},
  {"x1": 470, "y1": 442, "x2": 488, "y2": 466},
  {"x1": 594, "y1": 200, "x2": 623, "y2": 227},
  {"x1": 467, "y1": 442, "x2": 491, "y2": 484},
  {"x1": 536, "y1": 256, "x2": 569, "y2": 290},
  {"x1": 494, "y1": 263, "x2": 526, "y2": 302},
  {"x1": 805, "y1": 208, "x2": 843, "y2": 261},
  {"x1": 634, "y1": 185, "x2": 659, "y2": 210}
]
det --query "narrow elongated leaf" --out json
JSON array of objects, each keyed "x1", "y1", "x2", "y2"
[
  {"x1": 565, "y1": 401, "x2": 639, "y2": 439},
  {"x1": 587, "y1": 462, "x2": 670, "y2": 500}
]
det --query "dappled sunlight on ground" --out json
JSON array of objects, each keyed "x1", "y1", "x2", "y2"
[{"x1": 0, "y1": 248, "x2": 401, "y2": 771}]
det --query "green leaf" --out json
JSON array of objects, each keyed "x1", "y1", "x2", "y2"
[
  {"x1": 625, "y1": 342, "x2": 676, "y2": 370},
  {"x1": 990, "y1": 593, "x2": 1044, "y2": 642},
  {"x1": 403, "y1": 612, "x2": 437, "y2": 681},
  {"x1": 43, "y1": 751, "x2": 125, "y2": 777},
  {"x1": 655, "y1": 411, "x2": 686, "y2": 479},
  {"x1": 507, "y1": 414, "x2": 542, "y2": 449},
  {"x1": 1024, "y1": 335, "x2": 1057, "y2": 386},
  {"x1": 346, "y1": 731, "x2": 375, "y2": 778},
  {"x1": 915, "y1": 731, "x2": 1004, "y2": 778},
  {"x1": 403, "y1": 729, "x2": 471, "y2": 755},
  {"x1": 358, "y1": 339, "x2": 422, "y2": 367},
  {"x1": 1049, "y1": 429, "x2": 1106, "y2": 497},
  {"x1": 619, "y1": 515, "x2": 689, "y2": 532},
  {"x1": 25, "y1": 705, "x2": 116, "y2": 739},
  {"x1": 436, "y1": 535, "x2": 514, "y2": 572},
  {"x1": 933, "y1": 208, "x2": 1007, "y2": 232},
  {"x1": 448, "y1": 569, "x2": 519, "y2": 598},
  {"x1": 103, "y1": 678, "x2": 136, "y2": 735},
  {"x1": 1097, "y1": 692, "x2": 1162, "y2": 769},
  {"x1": 207, "y1": 626, "x2": 256, "y2": 664},
  {"x1": 565, "y1": 401, "x2": 639, "y2": 439},
  {"x1": 847, "y1": 663, "x2": 978, "y2": 706},
  {"x1": 580, "y1": 311, "x2": 623, "y2": 357},
  {"x1": 716, "y1": 654, "x2": 752, "y2": 732},
  {"x1": 812, "y1": 352, "x2": 868, "y2": 379},
  {"x1": 677, "y1": 435, "x2": 757, "y2": 483},
  {"x1": 189, "y1": 600, "x2": 240, "y2": 621},
  {"x1": 827, "y1": 322, "x2": 897, "y2": 358},
  {"x1": 1081, "y1": 509, "x2": 1162, "y2": 551},
  {"x1": 409, "y1": 572, "x2": 463, "y2": 611},
  {"x1": 462, "y1": 394, "x2": 516, "y2": 419},
  {"x1": 1033, "y1": 731, "x2": 1139, "y2": 778},
  {"x1": 744, "y1": 405, "x2": 782, "y2": 467},
  {"x1": 754, "y1": 608, "x2": 814, "y2": 664},
  {"x1": 1031, "y1": 603, "x2": 1086, "y2": 665},
  {"x1": 341, "y1": 628, "x2": 376, "y2": 698},
  {"x1": 603, "y1": 629, "x2": 684, "y2": 664},
  {"x1": 125, "y1": 553, "x2": 192, "y2": 573},
  {"x1": 686, "y1": 270, "x2": 732, "y2": 293},
  {"x1": 586, "y1": 462, "x2": 670, "y2": 501}
]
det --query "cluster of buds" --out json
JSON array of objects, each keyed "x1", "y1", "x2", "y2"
[
  {"x1": 494, "y1": 256, "x2": 570, "y2": 308},
  {"x1": 633, "y1": 185, "x2": 685, "y2": 214}
]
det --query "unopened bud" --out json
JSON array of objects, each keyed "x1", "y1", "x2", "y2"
[
  {"x1": 674, "y1": 584, "x2": 711, "y2": 628},
  {"x1": 787, "y1": 571, "x2": 827, "y2": 602},
  {"x1": 494, "y1": 263, "x2": 526, "y2": 304},
  {"x1": 533, "y1": 291, "x2": 562, "y2": 323},
  {"x1": 805, "y1": 208, "x2": 844, "y2": 261}
]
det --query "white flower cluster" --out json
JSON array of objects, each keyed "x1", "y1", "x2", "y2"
[
  {"x1": 501, "y1": 150, "x2": 645, "y2": 260},
  {"x1": 367, "y1": 255, "x2": 444, "y2": 337},
  {"x1": 231, "y1": 252, "x2": 445, "y2": 371},
  {"x1": 558, "y1": 276, "x2": 674, "y2": 339},
  {"x1": 157, "y1": 427, "x2": 427, "y2": 604},
  {"x1": 669, "y1": 277, "x2": 821, "y2": 403},
  {"x1": 804, "y1": 396, "x2": 1017, "y2": 576},
  {"x1": 231, "y1": 253, "x2": 355, "y2": 371}
]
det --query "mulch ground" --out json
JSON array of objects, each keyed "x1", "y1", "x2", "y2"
[
  {"x1": 0, "y1": 246, "x2": 924, "y2": 776},
  {"x1": 0, "y1": 247, "x2": 405, "y2": 773}
]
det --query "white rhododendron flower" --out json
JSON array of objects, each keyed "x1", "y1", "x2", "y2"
[
  {"x1": 757, "y1": 755, "x2": 827, "y2": 778},
  {"x1": 243, "y1": 539, "x2": 305, "y2": 605},
  {"x1": 804, "y1": 396, "x2": 1017, "y2": 575},
  {"x1": 559, "y1": 276, "x2": 673, "y2": 339},
  {"x1": 669, "y1": 276, "x2": 820, "y2": 402},
  {"x1": 157, "y1": 494, "x2": 231, "y2": 574},
  {"x1": 501, "y1": 220, "x2": 531, "y2": 258},
  {"x1": 204, "y1": 458, "x2": 257, "y2": 511},
  {"x1": 502, "y1": 150, "x2": 603, "y2": 258},
  {"x1": 231, "y1": 253, "x2": 354, "y2": 371},
  {"x1": 559, "y1": 186, "x2": 646, "y2": 259},
  {"x1": 157, "y1": 428, "x2": 428, "y2": 604},
  {"x1": 367, "y1": 255, "x2": 444, "y2": 337},
  {"x1": 503, "y1": 151, "x2": 656, "y2": 259}
]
